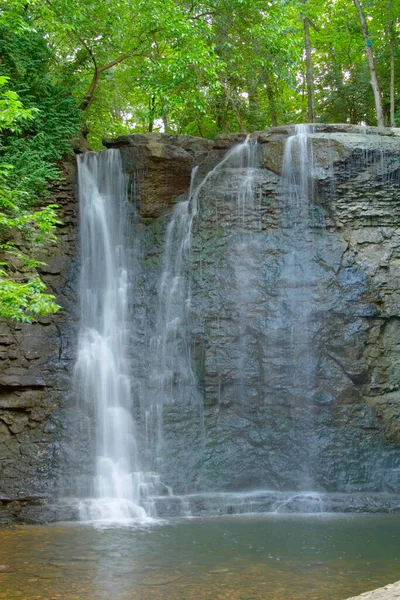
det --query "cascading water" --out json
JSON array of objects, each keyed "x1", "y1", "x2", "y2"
[
  {"x1": 222, "y1": 137, "x2": 261, "y2": 406},
  {"x1": 145, "y1": 175, "x2": 200, "y2": 474},
  {"x1": 64, "y1": 126, "x2": 400, "y2": 522},
  {"x1": 73, "y1": 131, "x2": 326, "y2": 521},
  {"x1": 282, "y1": 125, "x2": 314, "y2": 214},
  {"x1": 143, "y1": 136, "x2": 261, "y2": 490},
  {"x1": 75, "y1": 150, "x2": 147, "y2": 522},
  {"x1": 280, "y1": 124, "x2": 318, "y2": 489},
  {"x1": 282, "y1": 124, "x2": 315, "y2": 386}
]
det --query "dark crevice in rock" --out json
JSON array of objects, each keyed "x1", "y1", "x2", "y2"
[{"x1": 55, "y1": 323, "x2": 63, "y2": 361}]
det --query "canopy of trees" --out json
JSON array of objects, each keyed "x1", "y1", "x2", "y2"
[{"x1": 0, "y1": 0, "x2": 399, "y2": 319}]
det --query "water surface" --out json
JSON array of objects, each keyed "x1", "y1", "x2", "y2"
[{"x1": 0, "y1": 514, "x2": 399, "y2": 600}]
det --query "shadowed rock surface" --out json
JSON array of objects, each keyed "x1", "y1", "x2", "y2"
[
  {"x1": 103, "y1": 133, "x2": 213, "y2": 218},
  {"x1": 0, "y1": 159, "x2": 79, "y2": 524}
]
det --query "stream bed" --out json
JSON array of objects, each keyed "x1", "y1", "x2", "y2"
[{"x1": 0, "y1": 514, "x2": 400, "y2": 600}]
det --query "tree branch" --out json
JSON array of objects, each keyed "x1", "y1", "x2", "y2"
[
  {"x1": 188, "y1": 11, "x2": 218, "y2": 21},
  {"x1": 79, "y1": 37, "x2": 98, "y2": 70},
  {"x1": 308, "y1": 18, "x2": 320, "y2": 33},
  {"x1": 352, "y1": 0, "x2": 385, "y2": 127},
  {"x1": 79, "y1": 48, "x2": 147, "y2": 110}
]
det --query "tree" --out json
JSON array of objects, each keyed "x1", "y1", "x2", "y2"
[
  {"x1": 0, "y1": 3, "x2": 81, "y2": 321},
  {"x1": 34, "y1": 0, "x2": 221, "y2": 145},
  {"x1": 0, "y1": 78, "x2": 60, "y2": 321},
  {"x1": 352, "y1": 0, "x2": 385, "y2": 127},
  {"x1": 303, "y1": 15, "x2": 315, "y2": 123},
  {"x1": 388, "y1": 0, "x2": 396, "y2": 126},
  {"x1": 2, "y1": 0, "x2": 398, "y2": 163}
]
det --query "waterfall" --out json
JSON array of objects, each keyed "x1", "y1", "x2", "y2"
[
  {"x1": 228, "y1": 138, "x2": 260, "y2": 404},
  {"x1": 73, "y1": 131, "x2": 320, "y2": 518},
  {"x1": 143, "y1": 166, "x2": 202, "y2": 477},
  {"x1": 282, "y1": 124, "x2": 314, "y2": 218},
  {"x1": 144, "y1": 136, "x2": 259, "y2": 485},
  {"x1": 75, "y1": 150, "x2": 147, "y2": 522},
  {"x1": 62, "y1": 126, "x2": 399, "y2": 521},
  {"x1": 281, "y1": 124, "x2": 315, "y2": 387},
  {"x1": 280, "y1": 124, "x2": 317, "y2": 489},
  {"x1": 146, "y1": 187, "x2": 199, "y2": 474}
]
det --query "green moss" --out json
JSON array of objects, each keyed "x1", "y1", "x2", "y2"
[{"x1": 141, "y1": 217, "x2": 155, "y2": 226}]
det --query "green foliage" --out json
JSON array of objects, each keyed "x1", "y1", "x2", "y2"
[
  {"x1": 0, "y1": 76, "x2": 38, "y2": 130},
  {"x1": 12, "y1": 0, "x2": 397, "y2": 141},
  {"x1": 0, "y1": 6, "x2": 82, "y2": 195},
  {"x1": 3, "y1": 91, "x2": 82, "y2": 197},
  {"x1": 0, "y1": 4, "x2": 81, "y2": 322},
  {"x1": 0, "y1": 90, "x2": 62, "y2": 322},
  {"x1": 4, "y1": 0, "x2": 399, "y2": 142},
  {"x1": 0, "y1": 276, "x2": 60, "y2": 322},
  {"x1": 0, "y1": 0, "x2": 399, "y2": 323}
]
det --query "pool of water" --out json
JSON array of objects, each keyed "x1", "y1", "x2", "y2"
[{"x1": 0, "y1": 514, "x2": 399, "y2": 600}]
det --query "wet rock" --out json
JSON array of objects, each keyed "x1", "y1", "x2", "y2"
[
  {"x1": 213, "y1": 133, "x2": 248, "y2": 149},
  {"x1": 2, "y1": 128, "x2": 400, "y2": 524},
  {"x1": 129, "y1": 128, "x2": 400, "y2": 496},
  {"x1": 0, "y1": 565, "x2": 15, "y2": 573},
  {"x1": 103, "y1": 133, "x2": 213, "y2": 218},
  {"x1": 0, "y1": 158, "x2": 80, "y2": 512},
  {"x1": 0, "y1": 375, "x2": 46, "y2": 388},
  {"x1": 150, "y1": 491, "x2": 400, "y2": 517}
]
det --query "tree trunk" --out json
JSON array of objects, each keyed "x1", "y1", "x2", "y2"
[
  {"x1": 267, "y1": 90, "x2": 278, "y2": 127},
  {"x1": 352, "y1": 0, "x2": 385, "y2": 127},
  {"x1": 390, "y1": 38, "x2": 395, "y2": 127},
  {"x1": 79, "y1": 69, "x2": 99, "y2": 111},
  {"x1": 196, "y1": 119, "x2": 204, "y2": 138},
  {"x1": 329, "y1": 48, "x2": 347, "y2": 122},
  {"x1": 162, "y1": 113, "x2": 169, "y2": 132},
  {"x1": 148, "y1": 95, "x2": 155, "y2": 132},
  {"x1": 248, "y1": 85, "x2": 259, "y2": 130},
  {"x1": 79, "y1": 49, "x2": 134, "y2": 111},
  {"x1": 388, "y1": 1, "x2": 396, "y2": 127},
  {"x1": 265, "y1": 73, "x2": 278, "y2": 127},
  {"x1": 224, "y1": 84, "x2": 247, "y2": 132},
  {"x1": 215, "y1": 93, "x2": 226, "y2": 130},
  {"x1": 303, "y1": 17, "x2": 314, "y2": 123}
]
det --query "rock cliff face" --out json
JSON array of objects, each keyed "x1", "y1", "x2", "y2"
[
  {"x1": 0, "y1": 160, "x2": 79, "y2": 523},
  {"x1": 1, "y1": 126, "x2": 400, "y2": 523},
  {"x1": 113, "y1": 126, "x2": 400, "y2": 496},
  {"x1": 188, "y1": 126, "x2": 400, "y2": 493},
  {"x1": 103, "y1": 133, "x2": 213, "y2": 218}
]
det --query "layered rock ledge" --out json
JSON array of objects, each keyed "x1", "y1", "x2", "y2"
[{"x1": 0, "y1": 159, "x2": 79, "y2": 524}]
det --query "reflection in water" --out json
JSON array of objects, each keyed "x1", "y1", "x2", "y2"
[{"x1": 0, "y1": 515, "x2": 399, "y2": 600}]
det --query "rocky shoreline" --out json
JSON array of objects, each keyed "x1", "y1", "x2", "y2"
[
  {"x1": 346, "y1": 581, "x2": 400, "y2": 600},
  {"x1": 1, "y1": 491, "x2": 400, "y2": 525}
]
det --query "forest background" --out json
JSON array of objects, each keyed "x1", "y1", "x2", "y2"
[{"x1": 0, "y1": 0, "x2": 399, "y2": 320}]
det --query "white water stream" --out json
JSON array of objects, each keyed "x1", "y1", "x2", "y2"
[
  {"x1": 145, "y1": 136, "x2": 260, "y2": 472},
  {"x1": 280, "y1": 124, "x2": 316, "y2": 488},
  {"x1": 75, "y1": 150, "x2": 148, "y2": 522},
  {"x1": 73, "y1": 131, "x2": 325, "y2": 522}
]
